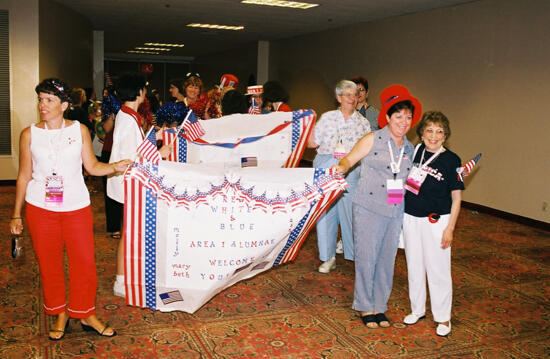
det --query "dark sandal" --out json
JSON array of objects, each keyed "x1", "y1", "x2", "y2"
[
  {"x1": 361, "y1": 314, "x2": 378, "y2": 328},
  {"x1": 110, "y1": 231, "x2": 121, "y2": 239},
  {"x1": 375, "y1": 313, "x2": 390, "y2": 328},
  {"x1": 81, "y1": 322, "x2": 117, "y2": 337},
  {"x1": 49, "y1": 320, "x2": 69, "y2": 341}
]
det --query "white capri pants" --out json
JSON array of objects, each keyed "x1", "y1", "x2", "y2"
[{"x1": 403, "y1": 213, "x2": 452, "y2": 323}]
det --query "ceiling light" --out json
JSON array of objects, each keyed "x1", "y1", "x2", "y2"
[
  {"x1": 241, "y1": 0, "x2": 318, "y2": 9},
  {"x1": 187, "y1": 23, "x2": 244, "y2": 31},
  {"x1": 135, "y1": 47, "x2": 171, "y2": 51},
  {"x1": 144, "y1": 43, "x2": 185, "y2": 47},
  {"x1": 127, "y1": 50, "x2": 160, "y2": 55}
]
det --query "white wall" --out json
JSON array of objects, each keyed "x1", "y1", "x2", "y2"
[{"x1": 0, "y1": 0, "x2": 39, "y2": 180}]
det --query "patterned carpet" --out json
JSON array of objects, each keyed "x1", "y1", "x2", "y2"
[{"x1": 0, "y1": 178, "x2": 549, "y2": 358}]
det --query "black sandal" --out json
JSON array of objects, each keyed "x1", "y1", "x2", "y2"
[
  {"x1": 81, "y1": 322, "x2": 117, "y2": 337},
  {"x1": 375, "y1": 313, "x2": 390, "y2": 328},
  {"x1": 361, "y1": 314, "x2": 378, "y2": 328},
  {"x1": 49, "y1": 320, "x2": 69, "y2": 341}
]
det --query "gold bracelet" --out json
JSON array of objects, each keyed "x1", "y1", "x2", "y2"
[{"x1": 11, "y1": 217, "x2": 22, "y2": 220}]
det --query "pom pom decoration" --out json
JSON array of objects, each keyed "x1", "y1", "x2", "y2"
[
  {"x1": 101, "y1": 94, "x2": 121, "y2": 120},
  {"x1": 155, "y1": 102, "x2": 190, "y2": 127},
  {"x1": 456, "y1": 153, "x2": 482, "y2": 181}
]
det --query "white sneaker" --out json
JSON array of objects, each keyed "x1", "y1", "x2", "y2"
[
  {"x1": 403, "y1": 313, "x2": 426, "y2": 325},
  {"x1": 436, "y1": 322, "x2": 451, "y2": 336},
  {"x1": 318, "y1": 257, "x2": 336, "y2": 273},
  {"x1": 335, "y1": 240, "x2": 344, "y2": 254},
  {"x1": 113, "y1": 279, "x2": 125, "y2": 297}
]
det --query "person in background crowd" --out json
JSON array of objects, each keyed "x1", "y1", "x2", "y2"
[
  {"x1": 67, "y1": 88, "x2": 93, "y2": 134},
  {"x1": 245, "y1": 85, "x2": 265, "y2": 114},
  {"x1": 262, "y1": 81, "x2": 291, "y2": 112},
  {"x1": 402, "y1": 111, "x2": 463, "y2": 337},
  {"x1": 148, "y1": 89, "x2": 161, "y2": 114},
  {"x1": 100, "y1": 89, "x2": 122, "y2": 240},
  {"x1": 307, "y1": 80, "x2": 371, "y2": 273},
  {"x1": 182, "y1": 73, "x2": 208, "y2": 119},
  {"x1": 205, "y1": 74, "x2": 239, "y2": 119},
  {"x1": 333, "y1": 84, "x2": 421, "y2": 329},
  {"x1": 10, "y1": 78, "x2": 130, "y2": 340},
  {"x1": 351, "y1": 76, "x2": 380, "y2": 131},
  {"x1": 108, "y1": 73, "x2": 169, "y2": 298}
]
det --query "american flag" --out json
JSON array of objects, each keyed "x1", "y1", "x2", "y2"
[
  {"x1": 248, "y1": 97, "x2": 261, "y2": 114},
  {"x1": 136, "y1": 128, "x2": 161, "y2": 165},
  {"x1": 124, "y1": 165, "x2": 158, "y2": 309},
  {"x1": 182, "y1": 110, "x2": 205, "y2": 141},
  {"x1": 159, "y1": 290, "x2": 184, "y2": 305},
  {"x1": 241, "y1": 156, "x2": 258, "y2": 167},
  {"x1": 162, "y1": 129, "x2": 187, "y2": 163},
  {"x1": 457, "y1": 153, "x2": 482, "y2": 181}
]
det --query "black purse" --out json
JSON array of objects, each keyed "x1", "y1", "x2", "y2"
[{"x1": 12, "y1": 237, "x2": 23, "y2": 259}]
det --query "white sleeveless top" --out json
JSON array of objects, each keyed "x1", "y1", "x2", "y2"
[{"x1": 25, "y1": 121, "x2": 90, "y2": 211}]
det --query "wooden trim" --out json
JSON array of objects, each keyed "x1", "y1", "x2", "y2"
[{"x1": 462, "y1": 201, "x2": 550, "y2": 232}]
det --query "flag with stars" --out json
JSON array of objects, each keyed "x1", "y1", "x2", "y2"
[
  {"x1": 248, "y1": 97, "x2": 261, "y2": 114},
  {"x1": 136, "y1": 127, "x2": 161, "y2": 165},
  {"x1": 162, "y1": 110, "x2": 315, "y2": 168},
  {"x1": 456, "y1": 153, "x2": 482, "y2": 181},
  {"x1": 123, "y1": 160, "x2": 345, "y2": 313}
]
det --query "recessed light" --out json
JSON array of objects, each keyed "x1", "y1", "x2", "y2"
[
  {"x1": 144, "y1": 42, "x2": 185, "y2": 47},
  {"x1": 241, "y1": 0, "x2": 318, "y2": 9},
  {"x1": 127, "y1": 50, "x2": 160, "y2": 55},
  {"x1": 187, "y1": 23, "x2": 244, "y2": 31},
  {"x1": 135, "y1": 47, "x2": 171, "y2": 51}
]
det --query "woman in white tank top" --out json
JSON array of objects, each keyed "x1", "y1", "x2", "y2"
[{"x1": 9, "y1": 78, "x2": 131, "y2": 340}]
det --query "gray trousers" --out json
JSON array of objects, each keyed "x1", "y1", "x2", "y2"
[{"x1": 352, "y1": 204, "x2": 402, "y2": 313}]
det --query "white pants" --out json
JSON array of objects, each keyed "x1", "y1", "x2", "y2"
[{"x1": 403, "y1": 213, "x2": 452, "y2": 322}]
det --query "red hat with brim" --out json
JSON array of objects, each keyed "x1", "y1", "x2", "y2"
[{"x1": 377, "y1": 84, "x2": 422, "y2": 129}]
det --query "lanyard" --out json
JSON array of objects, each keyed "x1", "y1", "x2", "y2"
[
  {"x1": 419, "y1": 146, "x2": 443, "y2": 169},
  {"x1": 387, "y1": 140, "x2": 404, "y2": 179},
  {"x1": 44, "y1": 120, "x2": 66, "y2": 175}
]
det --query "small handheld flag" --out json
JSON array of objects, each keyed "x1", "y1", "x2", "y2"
[
  {"x1": 248, "y1": 97, "x2": 261, "y2": 115},
  {"x1": 456, "y1": 153, "x2": 482, "y2": 181},
  {"x1": 136, "y1": 127, "x2": 161, "y2": 165},
  {"x1": 182, "y1": 110, "x2": 205, "y2": 141}
]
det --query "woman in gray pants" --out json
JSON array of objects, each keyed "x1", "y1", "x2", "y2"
[{"x1": 333, "y1": 84, "x2": 422, "y2": 328}]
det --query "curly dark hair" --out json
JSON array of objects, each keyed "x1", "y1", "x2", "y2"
[
  {"x1": 416, "y1": 111, "x2": 451, "y2": 139},
  {"x1": 221, "y1": 90, "x2": 248, "y2": 116},
  {"x1": 35, "y1": 78, "x2": 71, "y2": 103},
  {"x1": 262, "y1": 81, "x2": 289, "y2": 103},
  {"x1": 350, "y1": 76, "x2": 369, "y2": 92}
]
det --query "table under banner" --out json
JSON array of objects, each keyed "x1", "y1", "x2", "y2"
[{"x1": 123, "y1": 160, "x2": 346, "y2": 313}]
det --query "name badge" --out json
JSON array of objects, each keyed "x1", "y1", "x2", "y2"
[
  {"x1": 333, "y1": 142, "x2": 347, "y2": 159},
  {"x1": 387, "y1": 178, "x2": 403, "y2": 204},
  {"x1": 405, "y1": 166, "x2": 428, "y2": 195},
  {"x1": 45, "y1": 175, "x2": 64, "y2": 207}
]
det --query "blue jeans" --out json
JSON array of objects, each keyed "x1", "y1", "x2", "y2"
[{"x1": 314, "y1": 154, "x2": 360, "y2": 261}]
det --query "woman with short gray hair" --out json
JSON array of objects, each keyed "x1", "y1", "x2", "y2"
[{"x1": 307, "y1": 80, "x2": 371, "y2": 273}]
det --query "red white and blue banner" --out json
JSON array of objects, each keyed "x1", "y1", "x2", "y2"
[
  {"x1": 162, "y1": 110, "x2": 315, "y2": 168},
  {"x1": 123, "y1": 159, "x2": 346, "y2": 313}
]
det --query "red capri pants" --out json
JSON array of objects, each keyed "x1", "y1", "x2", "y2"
[{"x1": 26, "y1": 203, "x2": 97, "y2": 318}]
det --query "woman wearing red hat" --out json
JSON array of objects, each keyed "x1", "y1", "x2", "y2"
[{"x1": 333, "y1": 84, "x2": 421, "y2": 328}]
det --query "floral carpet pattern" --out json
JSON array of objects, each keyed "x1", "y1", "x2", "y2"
[{"x1": 0, "y1": 179, "x2": 549, "y2": 358}]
